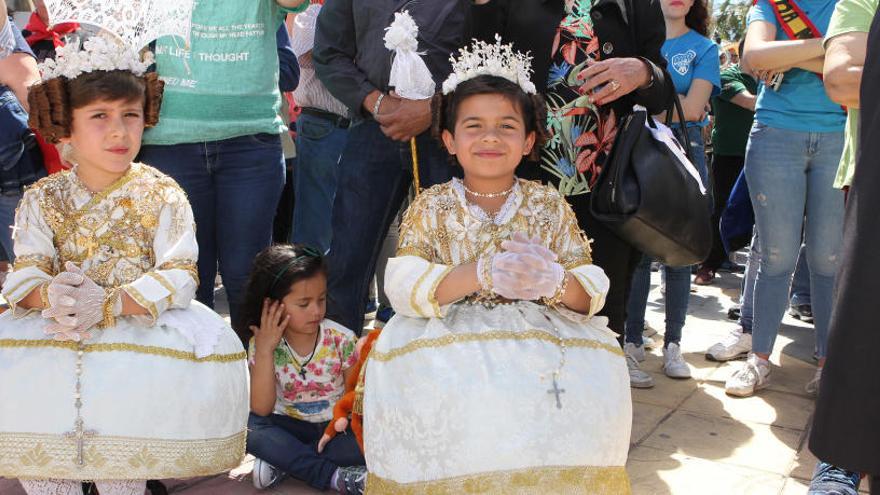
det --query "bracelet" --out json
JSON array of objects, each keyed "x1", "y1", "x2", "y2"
[
  {"x1": 637, "y1": 58, "x2": 655, "y2": 90},
  {"x1": 542, "y1": 272, "x2": 570, "y2": 308},
  {"x1": 39, "y1": 283, "x2": 50, "y2": 309},
  {"x1": 476, "y1": 255, "x2": 494, "y2": 295},
  {"x1": 101, "y1": 288, "x2": 122, "y2": 329},
  {"x1": 372, "y1": 93, "x2": 385, "y2": 117}
]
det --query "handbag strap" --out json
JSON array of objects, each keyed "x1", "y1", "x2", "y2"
[{"x1": 662, "y1": 93, "x2": 694, "y2": 162}]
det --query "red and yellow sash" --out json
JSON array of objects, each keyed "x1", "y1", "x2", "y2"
[{"x1": 761, "y1": 0, "x2": 824, "y2": 40}]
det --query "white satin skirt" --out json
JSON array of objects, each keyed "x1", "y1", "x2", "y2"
[
  {"x1": 363, "y1": 301, "x2": 632, "y2": 494},
  {"x1": 0, "y1": 302, "x2": 249, "y2": 481}
]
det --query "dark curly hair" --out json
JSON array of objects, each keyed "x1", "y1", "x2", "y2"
[
  {"x1": 235, "y1": 244, "x2": 327, "y2": 336},
  {"x1": 686, "y1": 0, "x2": 711, "y2": 37},
  {"x1": 431, "y1": 75, "x2": 548, "y2": 162},
  {"x1": 27, "y1": 70, "x2": 164, "y2": 143}
]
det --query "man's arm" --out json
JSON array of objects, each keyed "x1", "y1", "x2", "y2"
[
  {"x1": 824, "y1": 32, "x2": 867, "y2": 108},
  {"x1": 730, "y1": 91, "x2": 757, "y2": 111},
  {"x1": 313, "y1": 0, "x2": 379, "y2": 116}
]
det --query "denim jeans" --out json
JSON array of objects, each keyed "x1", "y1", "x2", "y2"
[
  {"x1": 740, "y1": 229, "x2": 759, "y2": 333},
  {"x1": 246, "y1": 413, "x2": 364, "y2": 490},
  {"x1": 791, "y1": 244, "x2": 812, "y2": 307},
  {"x1": 0, "y1": 191, "x2": 21, "y2": 261},
  {"x1": 745, "y1": 124, "x2": 844, "y2": 359},
  {"x1": 808, "y1": 461, "x2": 861, "y2": 494},
  {"x1": 325, "y1": 120, "x2": 454, "y2": 333},
  {"x1": 625, "y1": 125, "x2": 708, "y2": 347},
  {"x1": 139, "y1": 134, "x2": 285, "y2": 332},
  {"x1": 292, "y1": 112, "x2": 349, "y2": 252},
  {"x1": 742, "y1": 232, "x2": 814, "y2": 334}
]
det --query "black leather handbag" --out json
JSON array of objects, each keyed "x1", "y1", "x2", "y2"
[{"x1": 589, "y1": 95, "x2": 712, "y2": 267}]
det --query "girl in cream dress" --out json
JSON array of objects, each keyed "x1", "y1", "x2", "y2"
[
  {"x1": 362, "y1": 39, "x2": 632, "y2": 494},
  {"x1": 0, "y1": 38, "x2": 248, "y2": 494}
]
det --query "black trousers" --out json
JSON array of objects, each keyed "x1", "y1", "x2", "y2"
[
  {"x1": 703, "y1": 154, "x2": 745, "y2": 270},
  {"x1": 565, "y1": 193, "x2": 642, "y2": 341}
]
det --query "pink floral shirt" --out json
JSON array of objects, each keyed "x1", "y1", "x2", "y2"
[{"x1": 248, "y1": 320, "x2": 358, "y2": 423}]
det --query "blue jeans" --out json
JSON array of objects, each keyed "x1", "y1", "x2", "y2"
[
  {"x1": 809, "y1": 461, "x2": 861, "y2": 494},
  {"x1": 0, "y1": 191, "x2": 20, "y2": 261},
  {"x1": 791, "y1": 244, "x2": 812, "y2": 306},
  {"x1": 291, "y1": 112, "x2": 349, "y2": 252},
  {"x1": 247, "y1": 413, "x2": 364, "y2": 491},
  {"x1": 139, "y1": 134, "x2": 285, "y2": 331},
  {"x1": 744, "y1": 124, "x2": 844, "y2": 359},
  {"x1": 325, "y1": 120, "x2": 454, "y2": 333},
  {"x1": 625, "y1": 125, "x2": 708, "y2": 347},
  {"x1": 742, "y1": 233, "x2": 813, "y2": 334}
]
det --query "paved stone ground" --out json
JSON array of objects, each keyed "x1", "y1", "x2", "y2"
[{"x1": 1, "y1": 263, "x2": 868, "y2": 494}]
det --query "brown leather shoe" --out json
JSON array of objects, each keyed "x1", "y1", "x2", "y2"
[{"x1": 694, "y1": 266, "x2": 716, "y2": 285}]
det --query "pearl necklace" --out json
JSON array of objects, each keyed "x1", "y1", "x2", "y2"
[{"x1": 462, "y1": 181, "x2": 515, "y2": 199}]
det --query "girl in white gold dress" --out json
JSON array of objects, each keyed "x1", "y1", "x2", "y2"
[
  {"x1": 362, "y1": 40, "x2": 632, "y2": 494},
  {"x1": 0, "y1": 38, "x2": 248, "y2": 494}
]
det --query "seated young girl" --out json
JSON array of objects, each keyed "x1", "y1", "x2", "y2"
[
  {"x1": 0, "y1": 37, "x2": 248, "y2": 495},
  {"x1": 240, "y1": 244, "x2": 367, "y2": 494},
  {"x1": 361, "y1": 40, "x2": 632, "y2": 493}
]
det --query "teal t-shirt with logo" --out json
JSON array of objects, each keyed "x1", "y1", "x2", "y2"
[
  {"x1": 748, "y1": 0, "x2": 846, "y2": 132},
  {"x1": 144, "y1": 0, "x2": 306, "y2": 145}
]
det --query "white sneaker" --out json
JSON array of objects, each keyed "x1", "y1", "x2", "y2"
[
  {"x1": 725, "y1": 354, "x2": 771, "y2": 397},
  {"x1": 624, "y1": 342, "x2": 646, "y2": 362},
  {"x1": 643, "y1": 322, "x2": 658, "y2": 338},
  {"x1": 252, "y1": 458, "x2": 283, "y2": 490},
  {"x1": 706, "y1": 329, "x2": 752, "y2": 362},
  {"x1": 663, "y1": 343, "x2": 691, "y2": 379},
  {"x1": 626, "y1": 352, "x2": 654, "y2": 388},
  {"x1": 805, "y1": 367, "x2": 823, "y2": 396}
]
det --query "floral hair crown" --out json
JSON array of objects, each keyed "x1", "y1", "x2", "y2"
[
  {"x1": 38, "y1": 35, "x2": 154, "y2": 81},
  {"x1": 441, "y1": 35, "x2": 536, "y2": 95}
]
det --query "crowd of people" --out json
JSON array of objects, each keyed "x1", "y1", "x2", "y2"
[{"x1": 0, "y1": 0, "x2": 877, "y2": 493}]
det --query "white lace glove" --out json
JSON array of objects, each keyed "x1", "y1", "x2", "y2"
[
  {"x1": 42, "y1": 262, "x2": 117, "y2": 339},
  {"x1": 42, "y1": 270, "x2": 89, "y2": 341},
  {"x1": 496, "y1": 232, "x2": 566, "y2": 301}
]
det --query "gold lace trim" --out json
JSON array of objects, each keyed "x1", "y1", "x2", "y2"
[
  {"x1": 396, "y1": 246, "x2": 430, "y2": 259},
  {"x1": 123, "y1": 285, "x2": 159, "y2": 323},
  {"x1": 12, "y1": 255, "x2": 55, "y2": 275},
  {"x1": 429, "y1": 266, "x2": 455, "y2": 317},
  {"x1": 146, "y1": 272, "x2": 176, "y2": 306},
  {"x1": 409, "y1": 263, "x2": 435, "y2": 318},
  {"x1": 366, "y1": 465, "x2": 630, "y2": 494},
  {"x1": 0, "y1": 430, "x2": 245, "y2": 480},
  {"x1": 0, "y1": 339, "x2": 246, "y2": 363},
  {"x1": 369, "y1": 329, "x2": 623, "y2": 363},
  {"x1": 157, "y1": 258, "x2": 199, "y2": 286}
]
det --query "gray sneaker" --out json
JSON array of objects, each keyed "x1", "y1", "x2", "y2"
[
  {"x1": 663, "y1": 343, "x2": 691, "y2": 379},
  {"x1": 706, "y1": 329, "x2": 752, "y2": 362},
  {"x1": 805, "y1": 367, "x2": 823, "y2": 396},
  {"x1": 624, "y1": 342, "x2": 646, "y2": 362},
  {"x1": 252, "y1": 458, "x2": 283, "y2": 490},
  {"x1": 626, "y1": 352, "x2": 654, "y2": 388},
  {"x1": 336, "y1": 466, "x2": 367, "y2": 495}
]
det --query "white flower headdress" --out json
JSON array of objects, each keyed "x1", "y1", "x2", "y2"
[
  {"x1": 441, "y1": 35, "x2": 536, "y2": 95},
  {"x1": 38, "y1": 35, "x2": 154, "y2": 81}
]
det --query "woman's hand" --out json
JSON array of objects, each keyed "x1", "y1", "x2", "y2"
[
  {"x1": 577, "y1": 58, "x2": 652, "y2": 106},
  {"x1": 250, "y1": 299, "x2": 289, "y2": 356}
]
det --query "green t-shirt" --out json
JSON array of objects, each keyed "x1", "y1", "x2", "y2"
[
  {"x1": 825, "y1": 0, "x2": 879, "y2": 188},
  {"x1": 711, "y1": 65, "x2": 758, "y2": 157},
  {"x1": 144, "y1": 1, "x2": 307, "y2": 145}
]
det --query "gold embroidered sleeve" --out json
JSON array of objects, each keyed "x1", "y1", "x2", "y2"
[
  {"x1": 2, "y1": 187, "x2": 56, "y2": 315},
  {"x1": 551, "y1": 195, "x2": 593, "y2": 269},
  {"x1": 396, "y1": 194, "x2": 436, "y2": 260}
]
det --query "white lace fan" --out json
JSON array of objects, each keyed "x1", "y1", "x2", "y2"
[{"x1": 43, "y1": 0, "x2": 194, "y2": 49}]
